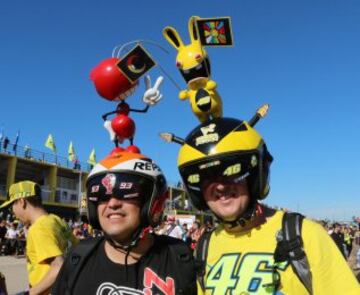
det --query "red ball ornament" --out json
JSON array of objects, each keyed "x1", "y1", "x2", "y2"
[
  {"x1": 110, "y1": 147, "x2": 125, "y2": 156},
  {"x1": 111, "y1": 114, "x2": 135, "y2": 140},
  {"x1": 126, "y1": 145, "x2": 141, "y2": 154},
  {"x1": 90, "y1": 58, "x2": 134, "y2": 101}
]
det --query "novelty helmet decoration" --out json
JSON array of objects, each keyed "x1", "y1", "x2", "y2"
[
  {"x1": 86, "y1": 151, "x2": 168, "y2": 230},
  {"x1": 160, "y1": 16, "x2": 272, "y2": 221},
  {"x1": 90, "y1": 43, "x2": 164, "y2": 153},
  {"x1": 163, "y1": 16, "x2": 233, "y2": 123}
]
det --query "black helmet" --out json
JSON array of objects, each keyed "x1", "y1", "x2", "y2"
[
  {"x1": 86, "y1": 151, "x2": 168, "y2": 230},
  {"x1": 177, "y1": 117, "x2": 273, "y2": 211}
]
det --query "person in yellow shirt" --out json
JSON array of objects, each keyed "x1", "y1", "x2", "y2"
[
  {"x1": 0, "y1": 181, "x2": 77, "y2": 295},
  {"x1": 177, "y1": 117, "x2": 360, "y2": 294}
]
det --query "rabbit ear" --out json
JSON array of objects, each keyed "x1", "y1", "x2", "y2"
[
  {"x1": 163, "y1": 26, "x2": 184, "y2": 50},
  {"x1": 188, "y1": 16, "x2": 200, "y2": 44}
]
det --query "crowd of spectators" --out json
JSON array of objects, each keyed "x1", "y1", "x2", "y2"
[
  {"x1": 1, "y1": 210, "x2": 360, "y2": 272},
  {"x1": 0, "y1": 217, "x2": 28, "y2": 256},
  {"x1": 0, "y1": 213, "x2": 100, "y2": 257},
  {"x1": 320, "y1": 221, "x2": 360, "y2": 262},
  {"x1": 154, "y1": 216, "x2": 215, "y2": 251}
]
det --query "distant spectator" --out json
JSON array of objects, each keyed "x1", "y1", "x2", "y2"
[
  {"x1": 181, "y1": 223, "x2": 192, "y2": 247},
  {"x1": 344, "y1": 226, "x2": 355, "y2": 258},
  {"x1": 0, "y1": 220, "x2": 7, "y2": 242},
  {"x1": 0, "y1": 180, "x2": 78, "y2": 294},
  {"x1": 4, "y1": 222, "x2": 19, "y2": 255},
  {"x1": 72, "y1": 225, "x2": 83, "y2": 239},
  {"x1": 24, "y1": 144, "x2": 31, "y2": 158},
  {"x1": 330, "y1": 223, "x2": 346, "y2": 258},
  {"x1": 188, "y1": 221, "x2": 204, "y2": 251},
  {"x1": 2, "y1": 137, "x2": 9, "y2": 152},
  {"x1": 164, "y1": 216, "x2": 183, "y2": 239},
  {"x1": 73, "y1": 159, "x2": 81, "y2": 170}
]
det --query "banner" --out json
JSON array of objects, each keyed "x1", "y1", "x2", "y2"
[{"x1": 45, "y1": 134, "x2": 56, "y2": 153}]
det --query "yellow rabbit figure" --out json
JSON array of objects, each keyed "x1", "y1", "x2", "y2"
[{"x1": 163, "y1": 16, "x2": 223, "y2": 123}]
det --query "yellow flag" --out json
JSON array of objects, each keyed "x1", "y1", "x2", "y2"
[
  {"x1": 87, "y1": 148, "x2": 96, "y2": 166},
  {"x1": 68, "y1": 141, "x2": 76, "y2": 162},
  {"x1": 45, "y1": 134, "x2": 56, "y2": 153}
]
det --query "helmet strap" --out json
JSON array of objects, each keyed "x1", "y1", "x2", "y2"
[
  {"x1": 221, "y1": 201, "x2": 264, "y2": 229},
  {"x1": 105, "y1": 226, "x2": 143, "y2": 252}
]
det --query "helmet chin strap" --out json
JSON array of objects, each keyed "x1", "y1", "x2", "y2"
[
  {"x1": 104, "y1": 226, "x2": 144, "y2": 285},
  {"x1": 104, "y1": 226, "x2": 143, "y2": 252},
  {"x1": 220, "y1": 200, "x2": 263, "y2": 229}
]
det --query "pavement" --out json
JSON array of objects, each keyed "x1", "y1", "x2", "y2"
[
  {"x1": 0, "y1": 244, "x2": 359, "y2": 294},
  {"x1": 0, "y1": 255, "x2": 28, "y2": 295}
]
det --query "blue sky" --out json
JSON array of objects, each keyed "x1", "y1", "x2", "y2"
[{"x1": 0, "y1": 0, "x2": 359, "y2": 220}]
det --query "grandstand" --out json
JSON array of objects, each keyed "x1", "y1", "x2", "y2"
[{"x1": 0, "y1": 141, "x2": 192, "y2": 219}]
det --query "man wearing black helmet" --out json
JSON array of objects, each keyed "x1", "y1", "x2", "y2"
[
  {"x1": 178, "y1": 117, "x2": 359, "y2": 294},
  {"x1": 52, "y1": 151, "x2": 196, "y2": 295}
]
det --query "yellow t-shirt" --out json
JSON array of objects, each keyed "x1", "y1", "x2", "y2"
[
  {"x1": 26, "y1": 214, "x2": 77, "y2": 287},
  {"x1": 199, "y1": 210, "x2": 359, "y2": 294}
]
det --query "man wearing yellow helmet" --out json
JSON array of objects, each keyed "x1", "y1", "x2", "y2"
[
  {"x1": 0, "y1": 180, "x2": 77, "y2": 295},
  {"x1": 52, "y1": 151, "x2": 197, "y2": 294},
  {"x1": 178, "y1": 117, "x2": 359, "y2": 294}
]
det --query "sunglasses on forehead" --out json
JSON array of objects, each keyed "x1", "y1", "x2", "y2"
[{"x1": 86, "y1": 172, "x2": 155, "y2": 203}]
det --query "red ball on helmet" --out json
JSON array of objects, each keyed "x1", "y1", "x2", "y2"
[
  {"x1": 111, "y1": 114, "x2": 135, "y2": 140},
  {"x1": 126, "y1": 145, "x2": 141, "y2": 154},
  {"x1": 90, "y1": 58, "x2": 135, "y2": 101},
  {"x1": 110, "y1": 147, "x2": 125, "y2": 156}
]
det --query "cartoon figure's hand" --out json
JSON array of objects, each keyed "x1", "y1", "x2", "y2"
[
  {"x1": 104, "y1": 120, "x2": 116, "y2": 141},
  {"x1": 207, "y1": 80, "x2": 217, "y2": 90},
  {"x1": 143, "y1": 75, "x2": 163, "y2": 106},
  {"x1": 179, "y1": 90, "x2": 189, "y2": 100}
]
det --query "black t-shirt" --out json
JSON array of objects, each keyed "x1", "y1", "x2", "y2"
[{"x1": 70, "y1": 235, "x2": 196, "y2": 295}]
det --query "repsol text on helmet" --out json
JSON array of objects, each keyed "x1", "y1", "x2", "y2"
[{"x1": 134, "y1": 161, "x2": 161, "y2": 172}]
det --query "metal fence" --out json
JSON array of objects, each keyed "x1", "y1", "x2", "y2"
[{"x1": 0, "y1": 140, "x2": 91, "y2": 172}]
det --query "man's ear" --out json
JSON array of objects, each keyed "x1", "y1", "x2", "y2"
[{"x1": 20, "y1": 198, "x2": 26, "y2": 209}]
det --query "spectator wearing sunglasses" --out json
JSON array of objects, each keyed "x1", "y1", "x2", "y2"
[{"x1": 52, "y1": 151, "x2": 196, "y2": 294}]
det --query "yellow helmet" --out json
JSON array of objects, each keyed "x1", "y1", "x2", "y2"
[{"x1": 177, "y1": 117, "x2": 273, "y2": 211}]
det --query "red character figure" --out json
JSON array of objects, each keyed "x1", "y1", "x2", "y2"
[{"x1": 90, "y1": 52, "x2": 163, "y2": 153}]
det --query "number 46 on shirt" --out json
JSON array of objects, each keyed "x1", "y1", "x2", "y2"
[{"x1": 205, "y1": 253, "x2": 287, "y2": 295}]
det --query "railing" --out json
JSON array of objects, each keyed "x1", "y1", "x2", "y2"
[{"x1": 0, "y1": 140, "x2": 91, "y2": 171}]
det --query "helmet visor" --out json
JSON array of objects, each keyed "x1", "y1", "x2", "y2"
[
  {"x1": 179, "y1": 152, "x2": 258, "y2": 198},
  {"x1": 86, "y1": 172, "x2": 155, "y2": 203}
]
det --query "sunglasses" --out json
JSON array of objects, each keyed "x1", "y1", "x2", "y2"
[
  {"x1": 180, "y1": 152, "x2": 258, "y2": 195},
  {"x1": 86, "y1": 172, "x2": 155, "y2": 203}
]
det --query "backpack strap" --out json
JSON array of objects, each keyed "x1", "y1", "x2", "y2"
[
  {"x1": 166, "y1": 224, "x2": 177, "y2": 235},
  {"x1": 194, "y1": 229, "x2": 214, "y2": 292},
  {"x1": 274, "y1": 212, "x2": 313, "y2": 295},
  {"x1": 154, "y1": 235, "x2": 197, "y2": 294},
  {"x1": 53, "y1": 236, "x2": 104, "y2": 294}
]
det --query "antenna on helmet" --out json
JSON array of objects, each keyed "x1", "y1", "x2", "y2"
[
  {"x1": 159, "y1": 132, "x2": 185, "y2": 145},
  {"x1": 248, "y1": 104, "x2": 270, "y2": 127}
]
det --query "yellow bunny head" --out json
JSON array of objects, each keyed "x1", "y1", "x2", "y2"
[{"x1": 163, "y1": 16, "x2": 211, "y2": 85}]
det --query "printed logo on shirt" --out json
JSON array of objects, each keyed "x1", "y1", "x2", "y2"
[
  {"x1": 205, "y1": 253, "x2": 288, "y2": 294},
  {"x1": 96, "y1": 283, "x2": 143, "y2": 295},
  {"x1": 95, "y1": 267, "x2": 175, "y2": 295}
]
